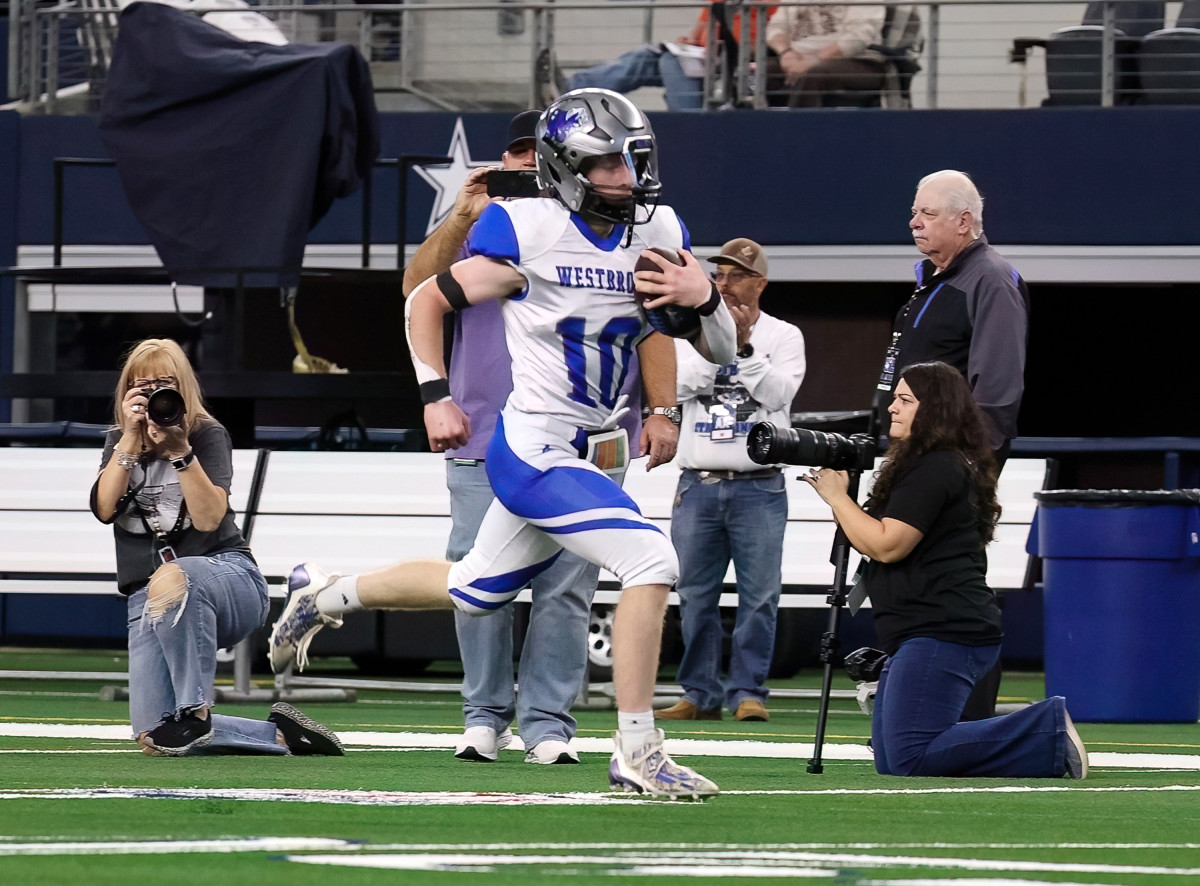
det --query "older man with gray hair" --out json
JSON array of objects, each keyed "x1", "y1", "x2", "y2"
[
  {"x1": 871, "y1": 169, "x2": 1030, "y2": 721},
  {"x1": 877, "y1": 169, "x2": 1029, "y2": 463}
]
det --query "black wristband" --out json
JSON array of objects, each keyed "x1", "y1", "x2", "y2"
[
  {"x1": 436, "y1": 270, "x2": 469, "y2": 311},
  {"x1": 697, "y1": 282, "x2": 722, "y2": 316},
  {"x1": 420, "y1": 378, "x2": 452, "y2": 404},
  {"x1": 170, "y1": 450, "x2": 195, "y2": 472}
]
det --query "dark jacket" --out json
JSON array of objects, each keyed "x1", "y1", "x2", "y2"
[{"x1": 889, "y1": 236, "x2": 1030, "y2": 451}]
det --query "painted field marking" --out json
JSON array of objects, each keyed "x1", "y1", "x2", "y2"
[
  {"x1": 0, "y1": 787, "x2": 649, "y2": 806},
  {"x1": 5, "y1": 784, "x2": 1200, "y2": 808},
  {"x1": 281, "y1": 847, "x2": 1200, "y2": 878},
  {"x1": 3, "y1": 835, "x2": 1197, "y2": 881},
  {"x1": 0, "y1": 837, "x2": 356, "y2": 856},
  {"x1": 2, "y1": 723, "x2": 1200, "y2": 770}
]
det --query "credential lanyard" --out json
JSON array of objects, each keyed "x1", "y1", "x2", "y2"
[{"x1": 876, "y1": 282, "x2": 944, "y2": 395}]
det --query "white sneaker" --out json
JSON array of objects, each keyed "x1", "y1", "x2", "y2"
[
  {"x1": 454, "y1": 725, "x2": 513, "y2": 762},
  {"x1": 268, "y1": 563, "x2": 344, "y2": 673},
  {"x1": 524, "y1": 739, "x2": 580, "y2": 764},
  {"x1": 1063, "y1": 709, "x2": 1089, "y2": 779},
  {"x1": 608, "y1": 728, "x2": 718, "y2": 800}
]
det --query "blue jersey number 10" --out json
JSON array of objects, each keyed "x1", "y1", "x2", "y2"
[{"x1": 557, "y1": 316, "x2": 642, "y2": 410}]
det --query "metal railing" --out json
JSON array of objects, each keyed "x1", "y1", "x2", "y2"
[{"x1": 6, "y1": 0, "x2": 1190, "y2": 113}]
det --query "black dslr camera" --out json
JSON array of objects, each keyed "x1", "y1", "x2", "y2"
[
  {"x1": 844, "y1": 646, "x2": 887, "y2": 683},
  {"x1": 141, "y1": 382, "x2": 186, "y2": 427},
  {"x1": 746, "y1": 422, "x2": 876, "y2": 472}
]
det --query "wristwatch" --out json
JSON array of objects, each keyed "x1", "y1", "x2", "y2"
[
  {"x1": 738, "y1": 343, "x2": 755, "y2": 359},
  {"x1": 648, "y1": 406, "x2": 682, "y2": 426},
  {"x1": 169, "y1": 450, "x2": 195, "y2": 472}
]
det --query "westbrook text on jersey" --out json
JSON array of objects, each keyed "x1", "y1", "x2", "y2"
[{"x1": 555, "y1": 265, "x2": 635, "y2": 293}]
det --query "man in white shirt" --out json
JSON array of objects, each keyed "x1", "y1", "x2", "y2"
[{"x1": 658, "y1": 239, "x2": 807, "y2": 722}]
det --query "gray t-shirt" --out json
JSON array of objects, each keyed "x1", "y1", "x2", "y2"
[{"x1": 91, "y1": 418, "x2": 251, "y2": 592}]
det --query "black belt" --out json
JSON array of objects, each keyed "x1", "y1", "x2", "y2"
[{"x1": 685, "y1": 467, "x2": 781, "y2": 481}]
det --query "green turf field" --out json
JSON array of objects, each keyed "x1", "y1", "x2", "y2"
[{"x1": 2, "y1": 647, "x2": 1199, "y2": 885}]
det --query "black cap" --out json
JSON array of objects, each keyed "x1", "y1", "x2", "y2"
[{"x1": 505, "y1": 110, "x2": 541, "y2": 152}]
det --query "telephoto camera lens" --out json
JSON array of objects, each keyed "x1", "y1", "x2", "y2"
[
  {"x1": 145, "y1": 387, "x2": 185, "y2": 426},
  {"x1": 747, "y1": 421, "x2": 876, "y2": 471}
]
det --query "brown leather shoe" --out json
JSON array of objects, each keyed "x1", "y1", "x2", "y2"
[
  {"x1": 734, "y1": 699, "x2": 769, "y2": 722},
  {"x1": 657, "y1": 699, "x2": 722, "y2": 720}
]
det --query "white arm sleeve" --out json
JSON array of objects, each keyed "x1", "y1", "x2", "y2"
[
  {"x1": 698, "y1": 297, "x2": 737, "y2": 367},
  {"x1": 403, "y1": 281, "x2": 446, "y2": 385}
]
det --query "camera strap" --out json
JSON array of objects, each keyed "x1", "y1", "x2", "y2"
[
  {"x1": 847, "y1": 559, "x2": 869, "y2": 614},
  {"x1": 139, "y1": 475, "x2": 188, "y2": 565}
]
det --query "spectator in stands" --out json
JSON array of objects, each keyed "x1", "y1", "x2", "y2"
[
  {"x1": 873, "y1": 169, "x2": 1030, "y2": 720},
  {"x1": 401, "y1": 110, "x2": 639, "y2": 765},
  {"x1": 804, "y1": 361, "x2": 1088, "y2": 779},
  {"x1": 91, "y1": 338, "x2": 342, "y2": 758},
  {"x1": 658, "y1": 239, "x2": 806, "y2": 723},
  {"x1": 563, "y1": 2, "x2": 773, "y2": 110},
  {"x1": 765, "y1": 1, "x2": 888, "y2": 107}
]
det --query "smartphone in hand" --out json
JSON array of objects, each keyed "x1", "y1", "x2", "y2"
[{"x1": 486, "y1": 169, "x2": 542, "y2": 199}]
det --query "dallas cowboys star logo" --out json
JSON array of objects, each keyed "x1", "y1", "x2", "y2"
[{"x1": 413, "y1": 118, "x2": 496, "y2": 238}]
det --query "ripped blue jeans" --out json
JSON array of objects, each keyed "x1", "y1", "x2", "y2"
[{"x1": 126, "y1": 550, "x2": 284, "y2": 754}]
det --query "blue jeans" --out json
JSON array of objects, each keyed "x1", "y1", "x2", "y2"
[
  {"x1": 670, "y1": 469, "x2": 787, "y2": 712},
  {"x1": 447, "y1": 460, "x2": 598, "y2": 748},
  {"x1": 569, "y1": 44, "x2": 704, "y2": 111},
  {"x1": 126, "y1": 550, "x2": 284, "y2": 755},
  {"x1": 873, "y1": 637, "x2": 1072, "y2": 777}
]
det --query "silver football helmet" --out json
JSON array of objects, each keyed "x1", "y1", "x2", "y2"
[{"x1": 536, "y1": 88, "x2": 661, "y2": 226}]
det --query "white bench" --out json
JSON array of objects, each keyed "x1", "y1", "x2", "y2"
[
  {"x1": 0, "y1": 447, "x2": 259, "y2": 595},
  {"x1": 0, "y1": 447, "x2": 1047, "y2": 605}
]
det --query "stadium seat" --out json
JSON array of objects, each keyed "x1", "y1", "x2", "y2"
[
  {"x1": 1016, "y1": 2, "x2": 1164, "y2": 105},
  {"x1": 1138, "y1": 28, "x2": 1200, "y2": 102},
  {"x1": 1043, "y1": 25, "x2": 1142, "y2": 105},
  {"x1": 1138, "y1": 2, "x2": 1200, "y2": 104}
]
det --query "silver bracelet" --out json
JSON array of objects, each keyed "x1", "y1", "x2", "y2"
[{"x1": 115, "y1": 450, "x2": 139, "y2": 471}]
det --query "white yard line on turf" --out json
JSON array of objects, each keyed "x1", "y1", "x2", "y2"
[
  {"x1": 1, "y1": 724, "x2": 1198, "y2": 770},
  {"x1": 0, "y1": 837, "x2": 356, "y2": 856},
  {"x1": 5, "y1": 785, "x2": 1200, "y2": 807}
]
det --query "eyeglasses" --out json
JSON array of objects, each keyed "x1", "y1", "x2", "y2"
[
  {"x1": 709, "y1": 270, "x2": 759, "y2": 285},
  {"x1": 130, "y1": 376, "x2": 176, "y2": 389}
]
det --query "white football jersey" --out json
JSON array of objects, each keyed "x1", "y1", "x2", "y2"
[{"x1": 466, "y1": 198, "x2": 688, "y2": 432}]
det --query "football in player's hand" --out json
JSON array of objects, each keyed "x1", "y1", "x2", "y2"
[{"x1": 634, "y1": 247, "x2": 702, "y2": 341}]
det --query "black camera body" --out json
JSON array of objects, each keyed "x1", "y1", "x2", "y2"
[
  {"x1": 844, "y1": 646, "x2": 887, "y2": 683},
  {"x1": 141, "y1": 383, "x2": 185, "y2": 427},
  {"x1": 747, "y1": 421, "x2": 876, "y2": 472}
]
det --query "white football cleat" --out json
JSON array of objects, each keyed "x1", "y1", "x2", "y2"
[
  {"x1": 268, "y1": 563, "x2": 343, "y2": 673},
  {"x1": 609, "y1": 728, "x2": 718, "y2": 800}
]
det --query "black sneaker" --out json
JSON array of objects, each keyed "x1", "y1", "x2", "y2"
[
  {"x1": 143, "y1": 710, "x2": 214, "y2": 756},
  {"x1": 268, "y1": 702, "x2": 344, "y2": 756}
]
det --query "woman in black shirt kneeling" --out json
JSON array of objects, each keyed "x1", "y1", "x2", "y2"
[{"x1": 804, "y1": 361, "x2": 1087, "y2": 778}]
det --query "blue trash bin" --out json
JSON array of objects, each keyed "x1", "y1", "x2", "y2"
[{"x1": 1027, "y1": 489, "x2": 1200, "y2": 723}]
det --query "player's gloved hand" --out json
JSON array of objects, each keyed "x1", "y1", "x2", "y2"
[{"x1": 599, "y1": 394, "x2": 630, "y2": 431}]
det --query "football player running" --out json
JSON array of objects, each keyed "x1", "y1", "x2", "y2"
[{"x1": 270, "y1": 89, "x2": 733, "y2": 799}]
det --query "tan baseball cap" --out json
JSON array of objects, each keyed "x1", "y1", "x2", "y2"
[{"x1": 708, "y1": 238, "x2": 768, "y2": 276}]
